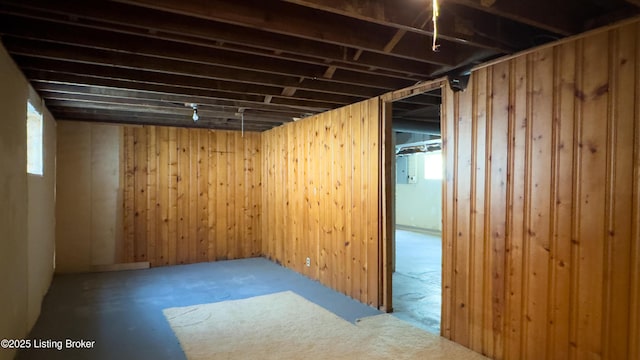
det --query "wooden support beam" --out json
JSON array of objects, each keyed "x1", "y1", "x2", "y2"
[
  {"x1": 353, "y1": 49, "x2": 364, "y2": 61},
  {"x1": 322, "y1": 66, "x2": 337, "y2": 79},
  {"x1": 383, "y1": 29, "x2": 407, "y2": 53},
  {"x1": 281, "y1": 87, "x2": 297, "y2": 97}
]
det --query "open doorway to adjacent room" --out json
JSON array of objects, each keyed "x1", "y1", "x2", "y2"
[{"x1": 385, "y1": 84, "x2": 443, "y2": 334}]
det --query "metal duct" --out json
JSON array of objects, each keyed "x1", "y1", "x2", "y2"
[{"x1": 392, "y1": 119, "x2": 441, "y2": 135}]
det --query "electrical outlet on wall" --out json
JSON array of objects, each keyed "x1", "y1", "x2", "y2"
[{"x1": 305, "y1": 257, "x2": 311, "y2": 267}]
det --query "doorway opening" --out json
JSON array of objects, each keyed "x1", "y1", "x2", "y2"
[{"x1": 384, "y1": 85, "x2": 443, "y2": 334}]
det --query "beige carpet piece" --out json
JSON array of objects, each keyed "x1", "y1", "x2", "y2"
[{"x1": 163, "y1": 291, "x2": 487, "y2": 359}]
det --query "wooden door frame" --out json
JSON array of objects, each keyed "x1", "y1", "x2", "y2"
[{"x1": 378, "y1": 78, "x2": 447, "y2": 313}]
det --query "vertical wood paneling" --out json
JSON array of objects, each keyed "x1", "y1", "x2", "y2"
[
  {"x1": 504, "y1": 55, "x2": 527, "y2": 360},
  {"x1": 123, "y1": 127, "x2": 135, "y2": 262},
  {"x1": 367, "y1": 98, "x2": 380, "y2": 307},
  {"x1": 146, "y1": 127, "x2": 158, "y2": 265},
  {"x1": 188, "y1": 129, "x2": 199, "y2": 263},
  {"x1": 470, "y1": 67, "x2": 488, "y2": 352},
  {"x1": 630, "y1": 22, "x2": 640, "y2": 360},
  {"x1": 133, "y1": 129, "x2": 148, "y2": 261},
  {"x1": 604, "y1": 25, "x2": 635, "y2": 360},
  {"x1": 206, "y1": 132, "x2": 216, "y2": 261},
  {"x1": 197, "y1": 129, "x2": 209, "y2": 263},
  {"x1": 176, "y1": 129, "x2": 188, "y2": 264},
  {"x1": 215, "y1": 131, "x2": 228, "y2": 260},
  {"x1": 442, "y1": 19, "x2": 640, "y2": 360},
  {"x1": 525, "y1": 47, "x2": 553, "y2": 360},
  {"x1": 549, "y1": 41, "x2": 576, "y2": 360},
  {"x1": 261, "y1": 98, "x2": 381, "y2": 307},
  {"x1": 157, "y1": 127, "x2": 170, "y2": 265},
  {"x1": 488, "y1": 61, "x2": 509, "y2": 360},
  {"x1": 351, "y1": 104, "x2": 362, "y2": 297},
  {"x1": 442, "y1": 81, "x2": 456, "y2": 338},
  {"x1": 167, "y1": 127, "x2": 178, "y2": 265},
  {"x1": 454, "y1": 80, "x2": 473, "y2": 347},
  {"x1": 360, "y1": 101, "x2": 370, "y2": 304},
  {"x1": 576, "y1": 31, "x2": 608, "y2": 360},
  {"x1": 122, "y1": 126, "x2": 261, "y2": 267}
]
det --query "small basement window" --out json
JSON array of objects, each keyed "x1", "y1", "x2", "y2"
[
  {"x1": 423, "y1": 151, "x2": 442, "y2": 180},
  {"x1": 27, "y1": 101, "x2": 43, "y2": 176}
]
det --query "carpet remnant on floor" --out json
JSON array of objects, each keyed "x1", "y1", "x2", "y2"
[{"x1": 163, "y1": 291, "x2": 486, "y2": 359}]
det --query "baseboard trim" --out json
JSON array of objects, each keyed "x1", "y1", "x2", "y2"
[{"x1": 91, "y1": 262, "x2": 150, "y2": 272}]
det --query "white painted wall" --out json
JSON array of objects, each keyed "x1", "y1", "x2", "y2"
[
  {"x1": 395, "y1": 152, "x2": 442, "y2": 232},
  {"x1": 27, "y1": 94, "x2": 57, "y2": 330},
  {"x1": 0, "y1": 43, "x2": 56, "y2": 360},
  {"x1": 55, "y1": 121, "x2": 122, "y2": 273}
]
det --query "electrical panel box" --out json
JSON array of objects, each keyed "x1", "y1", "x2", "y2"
[{"x1": 396, "y1": 156, "x2": 408, "y2": 184}]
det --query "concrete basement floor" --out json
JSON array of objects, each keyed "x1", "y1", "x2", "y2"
[
  {"x1": 16, "y1": 258, "x2": 382, "y2": 360},
  {"x1": 392, "y1": 229, "x2": 442, "y2": 334}
]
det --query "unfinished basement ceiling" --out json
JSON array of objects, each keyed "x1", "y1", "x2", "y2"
[{"x1": 0, "y1": 0, "x2": 638, "y2": 131}]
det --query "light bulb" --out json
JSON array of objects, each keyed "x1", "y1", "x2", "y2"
[{"x1": 192, "y1": 108, "x2": 199, "y2": 122}]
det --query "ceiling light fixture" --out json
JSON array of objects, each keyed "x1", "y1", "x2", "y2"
[{"x1": 191, "y1": 104, "x2": 199, "y2": 122}]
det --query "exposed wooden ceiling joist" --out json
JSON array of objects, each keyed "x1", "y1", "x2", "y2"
[
  {"x1": 5, "y1": 39, "x2": 379, "y2": 103},
  {"x1": 0, "y1": 1, "x2": 440, "y2": 78},
  {"x1": 34, "y1": 85, "x2": 314, "y2": 119},
  {"x1": 0, "y1": 0, "x2": 636, "y2": 131},
  {"x1": 112, "y1": 0, "x2": 466, "y2": 65},
  {"x1": 445, "y1": 0, "x2": 576, "y2": 35},
  {"x1": 26, "y1": 72, "x2": 336, "y2": 111},
  {"x1": 281, "y1": 0, "x2": 525, "y2": 52}
]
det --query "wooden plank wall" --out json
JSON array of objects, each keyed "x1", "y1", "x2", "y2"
[
  {"x1": 122, "y1": 126, "x2": 262, "y2": 266},
  {"x1": 261, "y1": 98, "x2": 381, "y2": 307},
  {"x1": 441, "y1": 20, "x2": 640, "y2": 359}
]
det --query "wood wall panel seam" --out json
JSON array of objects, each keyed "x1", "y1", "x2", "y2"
[
  {"x1": 468, "y1": 67, "x2": 480, "y2": 352},
  {"x1": 601, "y1": 29, "x2": 617, "y2": 359},
  {"x1": 451, "y1": 90, "x2": 460, "y2": 341},
  {"x1": 546, "y1": 46, "x2": 561, "y2": 360},
  {"x1": 504, "y1": 59, "x2": 516, "y2": 360},
  {"x1": 568, "y1": 38, "x2": 584, "y2": 360},
  {"x1": 628, "y1": 21, "x2": 640, "y2": 360},
  {"x1": 482, "y1": 66, "x2": 494, "y2": 357}
]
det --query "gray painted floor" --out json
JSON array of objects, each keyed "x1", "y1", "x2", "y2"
[
  {"x1": 392, "y1": 229, "x2": 442, "y2": 334},
  {"x1": 17, "y1": 258, "x2": 381, "y2": 360}
]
